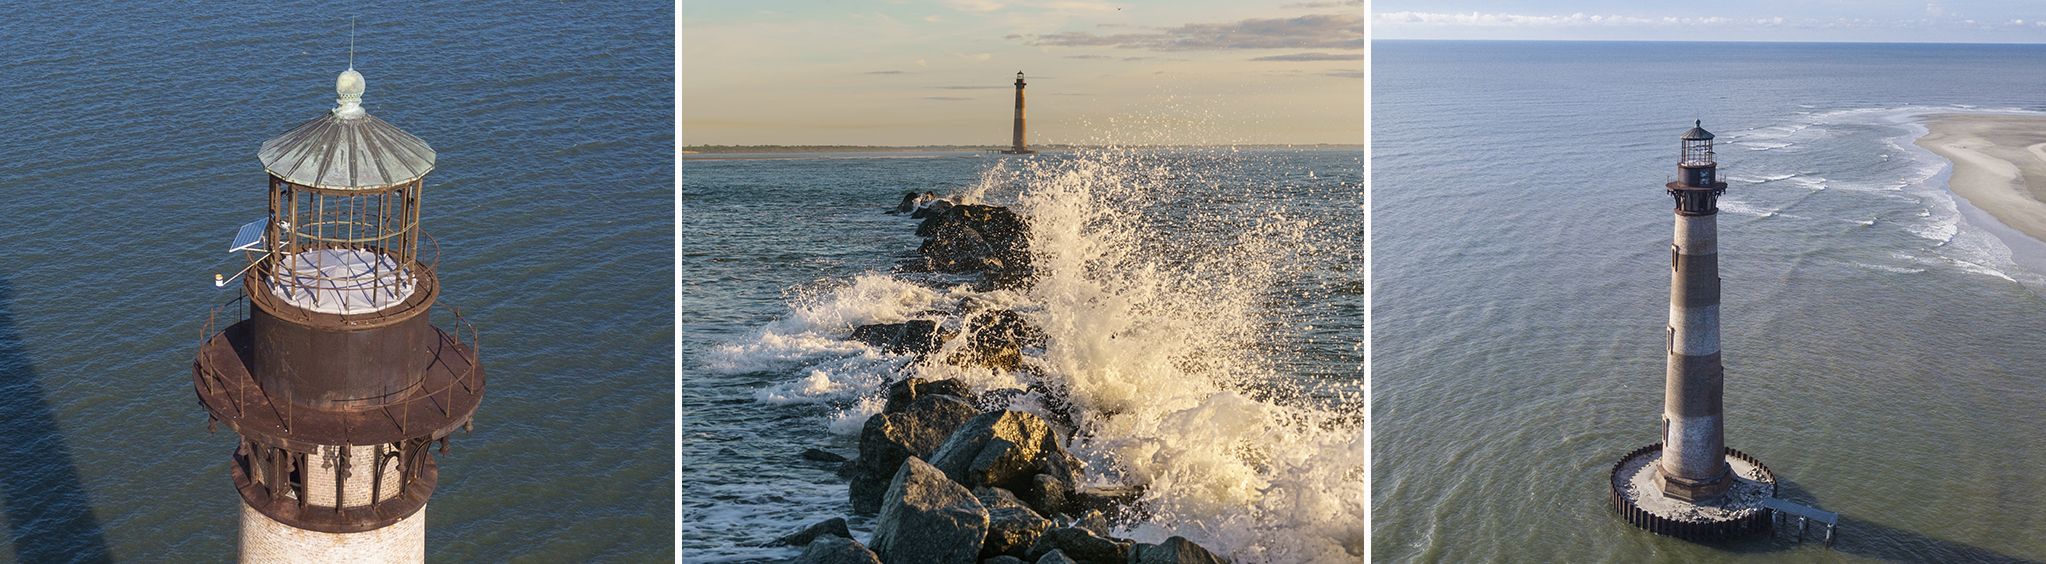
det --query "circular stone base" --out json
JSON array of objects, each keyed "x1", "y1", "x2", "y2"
[{"x1": 1608, "y1": 444, "x2": 1777, "y2": 540}]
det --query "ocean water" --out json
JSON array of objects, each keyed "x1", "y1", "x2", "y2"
[
  {"x1": 0, "y1": 2, "x2": 673, "y2": 561},
  {"x1": 1375, "y1": 41, "x2": 2046, "y2": 562},
  {"x1": 681, "y1": 148, "x2": 1364, "y2": 562}
]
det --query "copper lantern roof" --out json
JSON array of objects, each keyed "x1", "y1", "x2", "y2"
[{"x1": 257, "y1": 68, "x2": 435, "y2": 190}]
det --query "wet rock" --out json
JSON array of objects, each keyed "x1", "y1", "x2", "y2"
[
  {"x1": 976, "y1": 388, "x2": 1030, "y2": 411},
  {"x1": 914, "y1": 204, "x2": 1033, "y2": 286},
  {"x1": 1128, "y1": 536, "x2": 1229, "y2": 564},
  {"x1": 1035, "y1": 550, "x2": 1078, "y2": 564},
  {"x1": 1070, "y1": 485, "x2": 1146, "y2": 517},
  {"x1": 1072, "y1": 510, "x2": 1114, "y2": 538},
  {"x1": 920, "y1": 221, "x2": 998, "y2": 273},
  {"x1": 793, "y1": 535, "x2": 883, "y2": 564},
  {"x1": 982, "y1": 504, "x2": 1053, "y2": 559},
  {"x1": 1025, "y1": 381, "x2": 1079, "y2": 434},
  {"x1": 912, "y1": 198, "x2": 955, "y2": 219},
  {"x1": 886, "y1": 377, "x2": 977, "y2": 414},
  {"x1": 1021, "y1": 473, "x2": 1071, "y2": 517},
  {"x1": 973, "y1": 486, "x2": 1032, "y2": 512},
  {"x1": 768, "y1": 517, "x2": 853, "y2": 547},
  {"x1": 851, "y1": 394, "x2": 982, "y2": 513},
  {"x1": 929, "y1": 410, "x2": 1086, "y2": 495},
  {"x1": 951, "y1": 309, "x2": 1045, "y2": 371},
  {"x1": 984, "y1": 556, "x2": 1028, "y2": 564},
  {"x1": 836, "y1": 458, "x2": 861, "y2": 480},
  {"x1": 803, "y1": 448, "x2": 850, "y2": 463},
  {"x1": 851, "y1": 320, "x2": 955, "y2": 356},
  {"x1": 870, "y1": 457, "x2": 990, "y2": 564},
  {"x1": 1025, "y1": 528, "x2": 1131, "y2": 563},
  {"x1": 895, "y1": 191, "x2": 922, "y2": 213}
]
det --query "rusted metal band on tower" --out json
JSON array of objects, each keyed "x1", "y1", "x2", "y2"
[
  {"x1": 1668, "y1": 353, "x2": 1724, "y2": 416},
  {"x1": 231, "y1": 445, "x2": 440, "y2": 533},
  {"x1": 193, "y1": 319, "x2": 485, "y2": 451},
  {"x1": 1611, "y1": 444, "x2": 1777, "y2": 541}
]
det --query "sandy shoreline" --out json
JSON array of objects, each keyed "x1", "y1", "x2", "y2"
[{"x1": 1915, "y1": 114, "x2": 2046, "y2": 245}]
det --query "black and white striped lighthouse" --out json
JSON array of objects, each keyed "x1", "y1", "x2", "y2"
[
  {"x1": 1607, "y1": 121, "x2": 1779, "y2": 541},
  {"x1": 1657, "y1": 120, "x2": 1732, "y2": 502}
]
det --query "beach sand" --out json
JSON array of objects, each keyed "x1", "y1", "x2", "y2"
[{"x1": 1916, "y1": 114, "x2": 2046, "y2": 244}]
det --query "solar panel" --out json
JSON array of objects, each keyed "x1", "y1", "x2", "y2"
[{"x1": 229, "y1": 218, "x2": 267, "y2": 253}]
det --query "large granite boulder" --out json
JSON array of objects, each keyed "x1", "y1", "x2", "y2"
[
  {"x1": 766, "y1": 517, "x2": 852, "y2": 547},
  {"x1": 885, "y1": 377, "x2": 976, "y2": 414},
  {"x1": 929, "y1": 410, "x2": 1085, "y2": 496},
  {"x1": 870, "y1": 457, "x2": 990, "y2": 564},
  {"x1": 1025, "y1": 527, "x2": 1131, "y2": 563},
  {"x1": 950, "y1": 309, "x2": 1045, "y2": 371},
  {"x1": 793, "y1": 535, "x2": 883, "y2": 564},
  {"x1": 1128, "y1": 536, "x2": 1229, "y2": 564},
  {"x1": 1021, "y1": 473, "x2": 1071, "y2": 517},
  {"x1": 851, "y1": 320, "x2": 954, "y2": 356},
  {"x1": 1070, "y1": 485, "x2": 1146, "y2": 518},
  {"x1": 1035, "y1": 550, "x2": 1078, "y2": 564},
  {"x1": 920, "y1": 221, "x2": 998, "y2": 273},
  {"x1": 981, "y1": 504, "x2": 1053, "y2": 559},
  {"x1": 850, "y1": 394, "x2": 982, "y2": 513},
  {"x1": 973, "y1": 486, "x2": 1031, "y2": 512},
  {"x1": 914, "y1": 204, "x2": 1033, "y2": 286}
]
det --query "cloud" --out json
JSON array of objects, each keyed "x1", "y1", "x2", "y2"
[
  {"x1": 954, "y1": 52, "x2": 995, "y2": 61},
  {"x1": 925, "y1": 96, "x2": 974, "y2": 101},
  {"x1": 1038, "y1": 1, "x2": 1120, "y2": 14},
  {"x1": 1063, "y1": 54, "x2": 1185, "y2": 61},
  {"x1": 944, "y1": 0, "x2": 1004, "y2": 12},
  {"x1": 924, "y1": 15, "x2": 945, "y2": 23},
  {"x1": 934, "y1": 85, "x2": 1010, "y2": 90},
  {"x1": 1324, "y1": 70, "x2": 1363, "y2": 79},
  {"x1": 865, "y1": 70, "x2": 907, "y2": 74},
  {"x1": 1252, "y1": 52, "x2": 1360, "y2": 62},
  {"x1": 916, "y1": 59, "x2": 929, "y2": 67},
  {"x1": 1283, "y1": 0, "x2": 1361, "y2": 8},
  {"x1": 1025, "y1": 13, "x2": 1362, "y2": 50},
  {"x1": 1372, "y1": 11, "x2": 1791, "y2": 28}
]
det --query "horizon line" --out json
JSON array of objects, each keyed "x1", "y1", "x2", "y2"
[{"x1": 1372, "y1": 37, "x2": 2046, "y2": 46}]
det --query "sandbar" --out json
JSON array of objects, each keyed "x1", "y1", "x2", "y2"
[{"x1": 1916, "y1": 113, "x2": 2046, "y2": 244}]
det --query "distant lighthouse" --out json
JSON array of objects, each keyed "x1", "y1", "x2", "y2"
[
  {"x1": 1003, "y1": 71, "x2": 1035, "y2": 154},
  {"x1": 193, "y1": 65, "x2": 486, "y2": 561},
  {"x1": 1607, "y1": 121, "x2": 1777, "y2": 541}
]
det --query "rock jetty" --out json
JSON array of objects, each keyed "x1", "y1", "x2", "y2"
[{"x1": 767, "y1": 192, "x2": 1231, "y2": 563}]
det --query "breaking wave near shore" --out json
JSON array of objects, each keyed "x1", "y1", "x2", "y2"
[
  {"x1": 1712, "y1": 106, "x2": 2046, "y2": 290},
  {"x1": 706, "y1": 147, "x2": 1364, "y2": 562}
]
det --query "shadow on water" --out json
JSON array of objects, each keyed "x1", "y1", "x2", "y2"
[
  {"x1": 1714, "y1": 478, "x2": 2042, "y2": 563},
  {"x1": 0, "y1": 277, "x2": 112, "y2": 563}
]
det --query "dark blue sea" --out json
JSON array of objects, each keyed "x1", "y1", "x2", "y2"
[
  {"x1": 681, "y1": 147, "x2": 1364, "y2": 562},
  {"x1": 1375, "y1": 40, "x2": 2046, "y2": 561},
  {"x1": 0, "y1": 2, "x2": 673, "y2": 560}
]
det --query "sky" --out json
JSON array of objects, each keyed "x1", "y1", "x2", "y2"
[
  {"x1": 1374, "y1": 1, "x2": 2046, "y2": 42},
  {"x1": 681, "y1": 0, "x2": 1363, "y2": 146}
]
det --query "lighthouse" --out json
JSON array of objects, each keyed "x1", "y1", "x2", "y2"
[
  {"x1": 1004, "y1": 71, "x2": 1034, "y2": 154},
  {"x1": 192, "y1": 65, "x2": 485, "y2": 561},
  {"x1": 1607, "y1": 121, "x2": 1776, "y2": 540},
  {"x1": 1658, "y1": 119, "x2": 1732, "y2": 502}
]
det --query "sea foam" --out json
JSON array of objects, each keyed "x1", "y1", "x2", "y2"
[{"x1": 723, "y1": 147, "x2": 1364, "y2": 562}]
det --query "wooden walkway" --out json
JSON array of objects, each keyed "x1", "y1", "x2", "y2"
[{"x1": 1762, "y1": 498, "x2": 1839, "y2": 547}]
